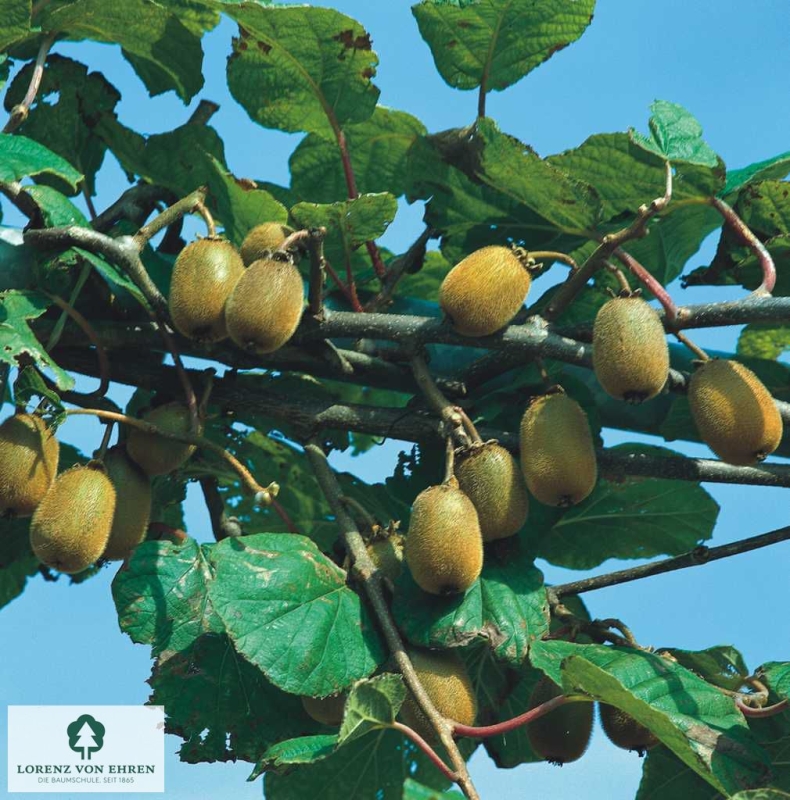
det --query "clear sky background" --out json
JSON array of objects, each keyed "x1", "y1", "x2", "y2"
[{"x1": 2, "y1": 1, "x2": 790, "y2": 798}]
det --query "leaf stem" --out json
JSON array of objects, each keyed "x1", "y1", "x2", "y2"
[
  {"x1": 390, "y1": 721, "x2": 457, "y2": 782},
  {"x1": 736, "y1": 698, "x2": 789, "y2": 718},
  {"x1": 452, "y1": 694, "x2": 573, "y2": 739},
  {"x1": 612, "y1": 247, "x2": 677, "y2": 321},
  {"x1": 2, "y1": 32, "x2": 56, "y2": 134}
]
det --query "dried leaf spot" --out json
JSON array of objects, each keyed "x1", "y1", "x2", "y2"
[
  {"x1": 333, "y1": 29, "x2": 373, "y2": 51},
  {"x1": 362, "y1": 67, "x2": 375, "y2": 79},
  {"x1": 256, "y1": 40, "x2": 272, "y2": 55},
  {"x1": 547, "y1": 42, "x2": 570, "y2": 58},
  {"x1": 234, "y1": 177, "x2": 258, "y2": 191},
  {"x1": 446, "y1": 40, "x2": 458, "y2": 48}
]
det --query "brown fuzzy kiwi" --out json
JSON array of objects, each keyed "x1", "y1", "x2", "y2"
[
  {"x1": 519, "y1": 392, "x2": 598, "y2": 506},
  {"x1": 168, "y1": 238, "x2": 245, "y2": 343},
  {"x1": 592, "y1": 295, "x2": 670, "y2": 403},
  {"x1": 301, "y1": 693, "x2": 347, "y2": 726},
  {"x1": 599, "y1": 703, "x2": 659, "y2": 754},
  {"x1": 527, "y1": 676, "x2": 594, "y2": 765},
  {"x1": 400, "y1": 649, "x2": 477, "y2": 741},
  {"x1": 455, "y1": 441, "x2": 528, "y2": 542},
  {"x1": 0, "y1": 413, "x2": 59, "y2": 517},
  {"x1": 240, "y1": 222, "x2": 293, "y2": 266},
  {"x1": 439, "y1": 245, "x2": 532, "y2": 337},
  {"x1": 688, "y1": 359, "x2": 783, "y2": 465},
  {"x1": 367, "y1": 533, "x2": 405, "y2": 581},
  {"x1": 102, "y1": 446, "x2": 152, "y2": 560},
  {"x1": 225, "y1": 256, "x2": 305, "y2": 354},
  {"x1": 29, "y1": 462, "x2": 116, "y2": 574},
  {"x1": 405, "y1": 483, "x2": 483, "y2": 595},
  {"x1": 126, "y1": 402, "x2": 200, "y2": 477}
]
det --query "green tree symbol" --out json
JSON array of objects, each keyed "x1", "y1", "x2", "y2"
[{"x1": 67, "y1": 715, "x2": 105, "y2": 761}]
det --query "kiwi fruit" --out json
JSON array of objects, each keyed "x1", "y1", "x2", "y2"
[
  {"x1": 301, "y1": 693, "x2": 347, "y2": 726},
  {"x1": 29, "y1": 462, "x2": 116, "y2": 574},
  {"x1": 0, "y1": 413, "x2": 59, "y2": 517},
  {"x1": 225, "y1": 256, "x2": 305, "y2": 354},
  {"x1": 688, "y1": 359, "x2": 783, "y2": 465},
  {"x1": 240, "y1": 222, "x2": 293, "y2": 266},
  {"x1": 404, "y1": 483, "x2": 483, "y2": 595},
  {"x1": 455, "y1": 441, "x2": 528, "y2": 542},
  {"x1": 599, "y1": 703, "x2": 659, "y2": 754},
  {"x1": 400, "y1": 649, "x2": 477, "y2": 741},
  {"x1": 592, "y1": 295, "x2": 670, "y2": 403},
  {"x1": 102, "y1": 446, "x2": 152, "y2": 560},
  {"x1": 367, "y1": 533, "x2": 405, "y2": 581},
  {"x1": 519, "y1": 392, "x2": 598, "y2": 506},
  {"x1": 439, "y1": 245, "x2": 532, "y2": 337},
  {"x1": 168, "y1": 237, "x2": 245, "y2": 343},
  {"x1": 126, "y1": 402, "x2": 200, "y2": 477},
  {"x1": 527, "y1": 676, "x2": 593, "y2": 765}
]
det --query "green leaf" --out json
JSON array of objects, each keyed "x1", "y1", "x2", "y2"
[
  {"x1": 663, "y1": 646, "x2": 750, "y2": 693},
  {"x1": 24, "y1": 185, "x2": 88, "y2": 227},
  {"x1": 290, "y1": 106, "x2": 426, "y2": 202},
  {"x1": 734, "y1": 180, "x2": 790, "y2": 239},
  {"x1": 631, "y1": 100, "x2": 720, "y2": 168},
  {"x1": 0, "y1": 133, "x2": 82, "y2": 192},
  {"x1": 224, "y1": 4, "x2": 380, "y2": 137},
  {"x1": 0, "y1": 517, "x2": 39, "y2": 611},
  {"x1": 725, "y1": 151, "x2": 790, "y2": 197},
  {"x1": 292, "y1": 193, "x2": 398, "y2": 248},
  {"x1": 0, "y1": 0, "x2": 30, "y2": 51},
  {"x1": 254, "y1": 735, "x2": 339, "y2": 777},
  {"x1": 759, "y1": 663, "x2": 790, "y2": 700},
  {"x1": 12, "y1": 364, "x2": 63, "y2": 412},
  {"x1": 398, "y1": 250, "x2": 452, "y2": 301},
  {"x1": 392, "y1": 552, "x2": 548, "y2": 664},
  {"x1": 403, "y1": 779, "x2": 465, "y2": 799},
  {"x1": 0, "y1": 290, "x2": 74, "y2": 390},
  {"x1": 207, "y1": 533, "x2": 385, "y2": 696},
  {"x1": 111, "y1": 538, "x2": 223, "y2": 656},
  {"x1": 731, "y1": 792, "x2": 790, "y2": 800},
  {"x1": 411, "y1": 0, "x2": 596, "y2": 93},
  {"x1": 38, "y1": 0, "x2": 219, "y2": 102},
  {"x1": 535, "y1": 444, "x2": 719, "y2": 570},
  {"x1": 531, "y1": 640, "x2": 772, "y2": 796},
  {"x1": 738, "y1": 324, "x2": 790, "y2": 360},
  {"x1": 338, "y1": 673, "x2": 405, "y2": 745},
  {"x1": 637, "y1": 746, "x2": 725, "y2": 800},
  {"x1": 149, "y1": 633, "x2": 318, "y2": 764}
]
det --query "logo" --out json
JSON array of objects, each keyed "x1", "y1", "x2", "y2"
[{"x1": 67, "y1": 714, "x2": 106, "y2": 760}]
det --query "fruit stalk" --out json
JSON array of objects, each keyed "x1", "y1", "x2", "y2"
[
  {"x1": 303, "y1": 440, "x2": 481, "y2": 800},
  {"x1": 133, "y1": 188, "x2": 209, "y2": 249},
  {"x1": 410, "y1": 353, "x2": 471, "y2": 447},
  {"x1": 612, "y1": 247, "x2": 678, "y2": 322},
  {"x1": 279, "y1": 227, "x2": 328, "y2": 317}
]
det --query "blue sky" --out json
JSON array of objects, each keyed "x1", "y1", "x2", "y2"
[{"x1": 2, "y1": 1, "x2": 790, "y2": 798}]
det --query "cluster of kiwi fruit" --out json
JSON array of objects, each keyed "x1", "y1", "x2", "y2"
[
  {"x1": 168, "y1": 221, "x2": 304, "y2": 354},
  {"x1": 0, "y1": 396, "x2": 203, "y2": 574}
]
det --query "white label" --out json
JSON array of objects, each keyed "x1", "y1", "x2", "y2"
[{"x1": 8, "y1": 706, "x2": 165, "y2": 793}]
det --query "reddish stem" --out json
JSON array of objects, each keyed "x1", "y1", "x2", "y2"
[
  {"x1": 452, "y1": 694, "x2": 571, "y2": 739},
  {"x1": 737, "y1": 698, "x2": 789, "y2": 718},
  {"x1": 390, "y1": 721, "x2": 457, "y2": 782},
  {"x1": 272, "y1": 499, "x2": 299, "y2": 534},
  {"x1": 324, "y1": 258, "x2": 363, "y2": 312},
  {"x1": 710, "y1": 196, "x2": 776, "y2": 296},
  {"x1": 613, "y1": 247, "x2": 678, "y2": 322}
]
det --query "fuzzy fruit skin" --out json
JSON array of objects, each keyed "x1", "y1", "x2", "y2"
[
  {"x1": 29, "y1": 462, "x2": 116, "y2": 574},
  {"x1": 519, "y1": 393, "x2": 598, "y2": 506},
  {"x1": 225, "y1": 257, "x2": 304, "y2": 354},
  {"x1": 0, "y1": 413, "x2": 59, "y2": 517},
  {"x1": 240, "y1": 222, "x2": 293, "y2": 266},
  {"x1": 405, "y1": 483, "x2": 483, "y2": 595},
  {"x1": 599, "y1": 703, "x2": 659, "y2": 754},
  {"x1": 455, "y1": 442, "x2": 528, "y2": 542},
  {"x1": 301, "y1": 694, "x2": 346, "y2": 726},
  {"x1": 102, "y1": 447, "x2": 152, "y2": 560},
  {"x1": 126, "y1": 403, "x2": 199, "y2": 477},
  {"x1": 439, "y1": 245, "x2": 531, "y2": 337},
  {"x1": 367, "y1": 534, "x2": 405, "y2": 581},
  {"x1": 688, "y1": 359, "x2": 783, "y2": 466},
  {"x1": 168, "y1": 238, "x2": 245, "y2": 343},
  {"x1": 592, "y1": 296, "x2": 670, "y2": 403},
  {"x1": 527, "y1": 677, "x2": 593, "y2": 765},
  {"x1": 400, "y1": 649, "x2": 477, "y2": 741}
]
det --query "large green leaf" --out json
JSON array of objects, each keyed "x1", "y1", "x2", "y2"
[
  {"x1": 149, "y1": 633, "x2": 319, "y2": 764},
  {"x1": 0, "y1": 0, "x2": 30, "y2": 51},
  {"x1": 534, "y1": 444, "x2": 719, "y2": 570},
  {"x1": 738, "y1": 324, "x2": 790, "y2": 360},
  {"x1": 531, "y1": 640, "x2": 772, "y2": 796},
  {"x1": 403, "y1": 780, "x2": 465, "y2": 800},
  {"x1": 207, "y1": 533, "x2": 385, "y2": 696},
  {"x1": 663, "y1": 646, "x2": 750, "y2": 693},
  {"x1": 38, "y1": 0, "x2": 218, "y2": 102},
  {"x1": 0, "y1": 133, "x2": 82, "y2": 192},
  {"x1": 0, "y1": 290, "x2": 74, "y2": 390},
  {"x1": 412, "y1": 0, "x2": 596, "y2": 93},
  {"x1": 290, "y1": 106, "x2": 426, "y2": 202},
  {"x1": 112, "y1": 538, "x2": 223, "y2": 657},
  {"x1": 760, "y1": 663, "x2": 790, "y2": 700},
  {"x1": 734, "y1": 180, "x2": 790, "y2": 239},
  {"x1": 338, "y1": 673, "x2": 405, "y2": 746},
  {"x1": 392, "y1": 553, "x2": 548, "y2": 664},
  {"x1": 254, "y1": 735, "x2": 339, "y2": 775},
  {"x1": 0, "y1": 517, "x2": 39, "y2": 611},
  {"x1": 725, "y1": 152, "x2": 790, "y2": 197},
  {"x1": 224, "y1": 4, "x2": 379, "y2": 138}
]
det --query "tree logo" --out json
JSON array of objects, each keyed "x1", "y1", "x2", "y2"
[{"x1": 66, "y1": 714, "x2": 106, "y2": 761}]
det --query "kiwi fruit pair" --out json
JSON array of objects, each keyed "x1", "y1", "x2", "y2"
[
  {"x1": 240, "y1": 222, "x2": 293, "y2": 265},
  {"x1": 102, "y1": 446, "x2": 152, "y2": 561},
  {"x1": 688, "y1": 359, "x2": 783, "y2": 465},
  {"x1": 0, "y1": 413, "x2": 59, "y2": 517},
  {"x1": 519, "y1": 391, "x2": 597, "y2": 507},
  {"x1": 592, "y1": 294, "x2": 669, "y2": 403},
  {"x1": 405, "y1": 482, "x2": 483, "y2": 595},
  {"x1": 454, "y1": 441, "x2": 528, "y2": 542},
  {"x1": 126, "y1": 402, "x2": 200, "y2": 477},
  {"x1": 439, "y1": 245, "x2": 532, "y2": 337}
]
